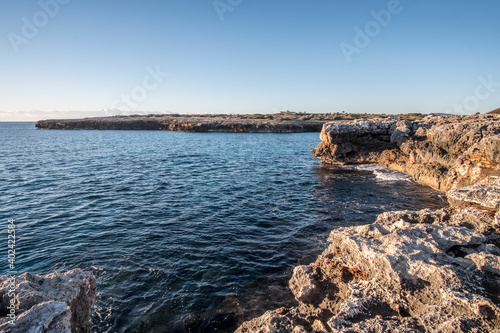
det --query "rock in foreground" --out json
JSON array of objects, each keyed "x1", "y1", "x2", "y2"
[
  {"x1": 237, "y1": 203, "x2": 500, "y2": 332},
  {"x1": 0, "y1": 269, "x2": 96, "y2": 333},
  {"x1": 237, "y1": 115, "x2": 500, "y2": 332}
]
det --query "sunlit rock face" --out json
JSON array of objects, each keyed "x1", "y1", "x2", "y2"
[
  {"x1": 237, "y1": 114, "x2": 500, "y2": 333},
  {"x1": 312, "y1": 114, "x2": 500, "y2": 191}
]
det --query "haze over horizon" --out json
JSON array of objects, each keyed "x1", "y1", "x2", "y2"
[{"x1": 1, "y1": 0, "x2": 499, "y2": 121}]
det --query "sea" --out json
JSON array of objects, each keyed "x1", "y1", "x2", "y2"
[{"x1": 0, "y1": 122, "x2": 447, "y2": 332}]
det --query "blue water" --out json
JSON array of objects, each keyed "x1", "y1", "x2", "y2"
[{"x1": 0, "y1": 122, "x2": 446, "y2": 332}]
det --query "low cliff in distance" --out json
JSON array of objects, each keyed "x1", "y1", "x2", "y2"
[
  {"x1": 237, "y1": 114, "x2": 500, "y2": 332},
  {"x1": 35, "y1": 116, "x2": 324, "y2": 133},
  {"x1": 34, "y1": 112, "x2": 426, "y2": 133}
]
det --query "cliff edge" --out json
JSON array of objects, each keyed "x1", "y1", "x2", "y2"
[
  {"x1": 237, "y1": 115, "x2": 500, "y2": 332},
  {"x1": 311, "y1": 114, "x2": 500, "y2": 191},
  {"x1": 35, "y1": 116, "x2": 324, "y2": 133}
]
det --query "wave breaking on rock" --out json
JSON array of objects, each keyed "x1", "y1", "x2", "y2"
[{"x1": 237, "y1": 114, "x2": 500, "y2": 332}]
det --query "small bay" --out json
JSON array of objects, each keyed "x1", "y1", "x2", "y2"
[{"x1": 0, "y1": 122, "x2": 446, "y2": 332}]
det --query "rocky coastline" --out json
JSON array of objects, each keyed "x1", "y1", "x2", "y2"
[
  {"x1": 237, "y1": 114, "x2": 500, "y2": 332},
  {"x1": 35, "y1": 116, "x2": 325, "y2": 133},
  {"x1": 4, "y1": 114, "x2": 500, "y2": 332}
]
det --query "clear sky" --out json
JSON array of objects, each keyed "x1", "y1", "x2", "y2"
[{"x1": 1, "y1": 0, "x2": 499, "y2": 121}]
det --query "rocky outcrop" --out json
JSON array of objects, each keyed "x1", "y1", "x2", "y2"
[
  {"x1": 237, "y1": 200, "x2": 500, "y2": 332},
  {"x1": 35, "y1": 116, "x2": 325, "y2": 133},
  {"x1": 237, "y1": 115, "x2": 500, "y2": 332},
  {"x1": 448, "y1": 179, "x2": 500, "y2": 210},
  {"x1": 311, "y1": 114, "x2": 500, "y2": 191},
  {"x1": 0, "y1": 269, "x2": 96, "y2": 333}
]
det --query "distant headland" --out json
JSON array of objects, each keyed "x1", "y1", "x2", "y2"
[{"x1": 35, "y1": 112, "x2": 426, "y2": 133}]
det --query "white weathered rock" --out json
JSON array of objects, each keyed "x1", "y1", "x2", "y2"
[
  {"x1": 313, "y1": 114, "x2": 500, "y2": 191},
  {"x1": 0, "y1": 269, "x2": 96, "y2": 333},
  {"x1": 320, "y1": 118, "x2": 398, "y2": 144},
  {"x1": 238, "y1": 114, "x2": 500, "y2": 333},
  {"x1": 390, "y1": 120, "x2": 412, "y2": 146},
  {"x1": 289, "y1": 266, "x2": 317, "y2": 304},
  {"x1": 326, "y1": 217, "x2": 500, "y2": 331},
  {"x1": 448, "y1": 178, "x2": 500, "y2": 209},
  {"x1": 237, "y1": 208, "x2": 500, "y2": 332}
]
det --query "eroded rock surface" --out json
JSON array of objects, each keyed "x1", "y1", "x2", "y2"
[
  {"x1": 237, "y1": 114, "x2": 500, "y2": 332},
  {"x1": 312, "y1": 114, "x2": 500, "y2": 191},
  {"x1": 0, "y1": 269, "x2": 96, "y2": 333},
  {"x1": 448, "y1": 178, "x2": 500, "y2": 210},
  {"x1": 237, "y1": 204, "x2": 500, "y2": 333}
]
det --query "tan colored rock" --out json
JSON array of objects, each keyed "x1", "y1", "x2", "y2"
[
  {"x1": 0, "y1": 269, "x2": 96, "y2": 333},
  {"x1": 237, "y1": 208, "x2": 500, "y2": 332},
  {"x1": 448, "y1": 178, "x2": 500, "y2": 209},
  {"x1": 238, "y1": 114, "x2": 500, "y2": 333},
  {"x1": 312, "y1": 114, "x2": 500, "y2": 191}
]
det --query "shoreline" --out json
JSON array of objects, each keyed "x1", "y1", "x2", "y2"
[
  {"x1": 2, "y1": 114, "x2": 499, "y2": 332},
  {"x1": 237, "y1": 114, "x2": 500, "y2": 332},
  {"x1": 33, "y1": 113, "x2": 426, "y2": 133},
  {"x1": 35, "y1": 115, "x2": 325, "y2": 133}
]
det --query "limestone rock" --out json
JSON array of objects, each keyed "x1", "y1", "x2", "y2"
[
  {"x1": 234, "y1": 307, "x2": 296, "y2": 333},
  {"x1": 289, "y1": 266, "x2": 317, "y2": 304},
  {"x1": 374, "y1": 208, "x2": 450, "y2": 226},
  {"x1": 237, "y1": 208, "x2": 500, "y2": 332},
  {"x1": 237, "y1": 114, "x2": 500, "y2": 332},
  {"x1": 0, "y1": 269, "x2": 97, "y2": 333},
  {"x1": 390, "y1": 120, "x2": 412, "y2": 146},
  {"x1": 35, "y1": 116, "x2": 325, "y2": 133},
  {"x1": 312, "y1": 114, "x2": 500, "y2": 191},
  {"x1": 312, "y1": 118, "x2": 399, "y2": 165},
  {"x1": 448, "y1": 178, "x2": 500, "y2": 210},
  {"x1": 449, "y1": 207, "x2": 498, "y2": 233}
]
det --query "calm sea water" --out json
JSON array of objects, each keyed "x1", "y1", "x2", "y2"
[{"x1": 0, "y1": 122, "x2": 446, "y2": 332}]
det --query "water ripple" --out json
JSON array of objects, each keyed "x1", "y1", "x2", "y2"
[{"x1": 0, "y1": 123, "x2": 446, "y2": 332}]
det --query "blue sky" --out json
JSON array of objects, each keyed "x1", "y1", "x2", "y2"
[{"x1": 1, "y1": 0, "x2": 499, "y2": 121}]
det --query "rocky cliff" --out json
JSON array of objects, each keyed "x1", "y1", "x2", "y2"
[
  {"x1": 35, "y1": 116, "x2": 325, "y2": 133},
  {"x1": 0, "y1": 269, "x2": 96, "y2": 333},
  {"x1": 237, "y1": 115, "x2": 500, "y2": 332},
  {"x1": 311, "y1": 114, "x2": 500, "y2": 191}
]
